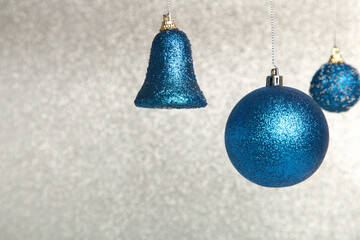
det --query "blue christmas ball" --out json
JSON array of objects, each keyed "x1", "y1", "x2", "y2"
[
  {"x1": 310, "y1": 62, "x2": 360, "y2": 112},
  {"x1": 225, "y1": 86, "x2": 329, "y2": 187}
]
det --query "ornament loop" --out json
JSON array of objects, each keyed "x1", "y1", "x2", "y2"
[
  {"x1": 160, "y1": 13, "x2": 178, "y2": 32},
  {"x1": 266, "y1": 68, "x2": 283, "y2": 86},
  {"x1": 328, "y1": 47, "x2": 344, "y2": 64}
]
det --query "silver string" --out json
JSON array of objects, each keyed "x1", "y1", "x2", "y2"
[
  {"x1": 168, "y1": 0, "x2": 171, "y2": 14},
  {"x1": 270, "y1": 0, "x2": 276, "y2": 68},
  {"x1": 334, "y1": 0, "x2": 337, "y2": 47}
]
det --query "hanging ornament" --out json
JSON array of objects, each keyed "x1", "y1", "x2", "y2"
[
  {"x1": 309, "y1": 0, "x2": 360, "y2": 112},
  {"x1": 310, "y1": 48, "x2": 360, "y2": 112},
  {"x1": 224, "y1": 0, "x2": 329, "y2": 188},
  {"x1": 134, "y1": 0, "x2": 207, "y2": 109}
]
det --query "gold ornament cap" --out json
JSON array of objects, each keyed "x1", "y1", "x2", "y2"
[
  {"x1": 328, "y1": 47, "x2": 344, "y2": 63},
  {"x1": 160, "y1": 13, "x2": 178, "y2": 32}
]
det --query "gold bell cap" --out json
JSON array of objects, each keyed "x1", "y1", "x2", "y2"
[
  {"x1": 160, "y1": 13, "x2": 178, "y2": 32},
  {"x1": 328, "y1": 47, "x2": 344, "y2": 63}
]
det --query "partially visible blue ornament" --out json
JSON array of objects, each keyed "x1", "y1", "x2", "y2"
[
  {"x1": 225, "y1": 69, "x2": 329, "y2": 188},
  {"x1": 134, "y1": 13, "x2": 207, "y2": 109},
  {"x1": 310, "y1": 47, "x2": 360, "y2": 112}
]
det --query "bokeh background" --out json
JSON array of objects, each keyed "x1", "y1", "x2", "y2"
[{"x1": 0, "y1": 0, "x2": 359, "y2": 239}]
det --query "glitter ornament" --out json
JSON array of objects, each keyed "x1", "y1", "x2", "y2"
[
  {"x1": 225, "y1": 0, "x2": 328, "y2": 187},
  {"x1": 310, "y1": 47, "x2": 360, "y2": 112},
  {"x1": 134, "y1": 13, "x2": 207, "y2": 109},
  {"x1": 225, "y1": 69, "x2": 329, "y2": 187}
]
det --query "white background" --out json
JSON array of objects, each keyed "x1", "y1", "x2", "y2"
[{"x1": 0, "y1": 0, "x2": 359, "y2": 239}]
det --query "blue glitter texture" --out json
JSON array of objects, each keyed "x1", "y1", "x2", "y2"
[
  {"x1": 310, "y1": 63, "x2": 360, "y2": 112},
  {"x1": 225, "y1": 86, "x2": 329, "y2": 188},
  {"x1": 134, "y1": 29, "x2": 207, "y2": 109}
]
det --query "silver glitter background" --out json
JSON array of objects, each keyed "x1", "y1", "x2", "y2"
[{"x1": 0, "y1": 0, "x2": 359, "y2": 239}]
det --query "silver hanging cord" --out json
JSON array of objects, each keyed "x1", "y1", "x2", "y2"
[
  {"x1": 168, "y1": 0, "x2": 171, "y2": 14},
  {"x1": 267, "y1": 0, "x2": 282, "y2": 86},
  {"x1": 333, "y1": 0, "x2": 337, "y2": 47},
  {"x1": 270, "y1": 0, "x2": 277, "y2": 68}
]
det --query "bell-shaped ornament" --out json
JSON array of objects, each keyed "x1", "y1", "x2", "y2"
[{"x1": 135, "y1": 14, "x2": 207, "y2": 109}]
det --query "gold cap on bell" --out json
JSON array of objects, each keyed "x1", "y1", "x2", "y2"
[
  {"x1": 328, "y1": 47, "x2": 344, "y2": 63},
  {"x1": 160, "y1": 13, "x2": 178, "y2": 32}
]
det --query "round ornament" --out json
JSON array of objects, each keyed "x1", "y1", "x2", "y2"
[
  {"x1": 310, "y1": 48, "x2": 360, "y2": 112},
  {"x1": 225, "y1": 69, "x2": 329, "y2": 187}
]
